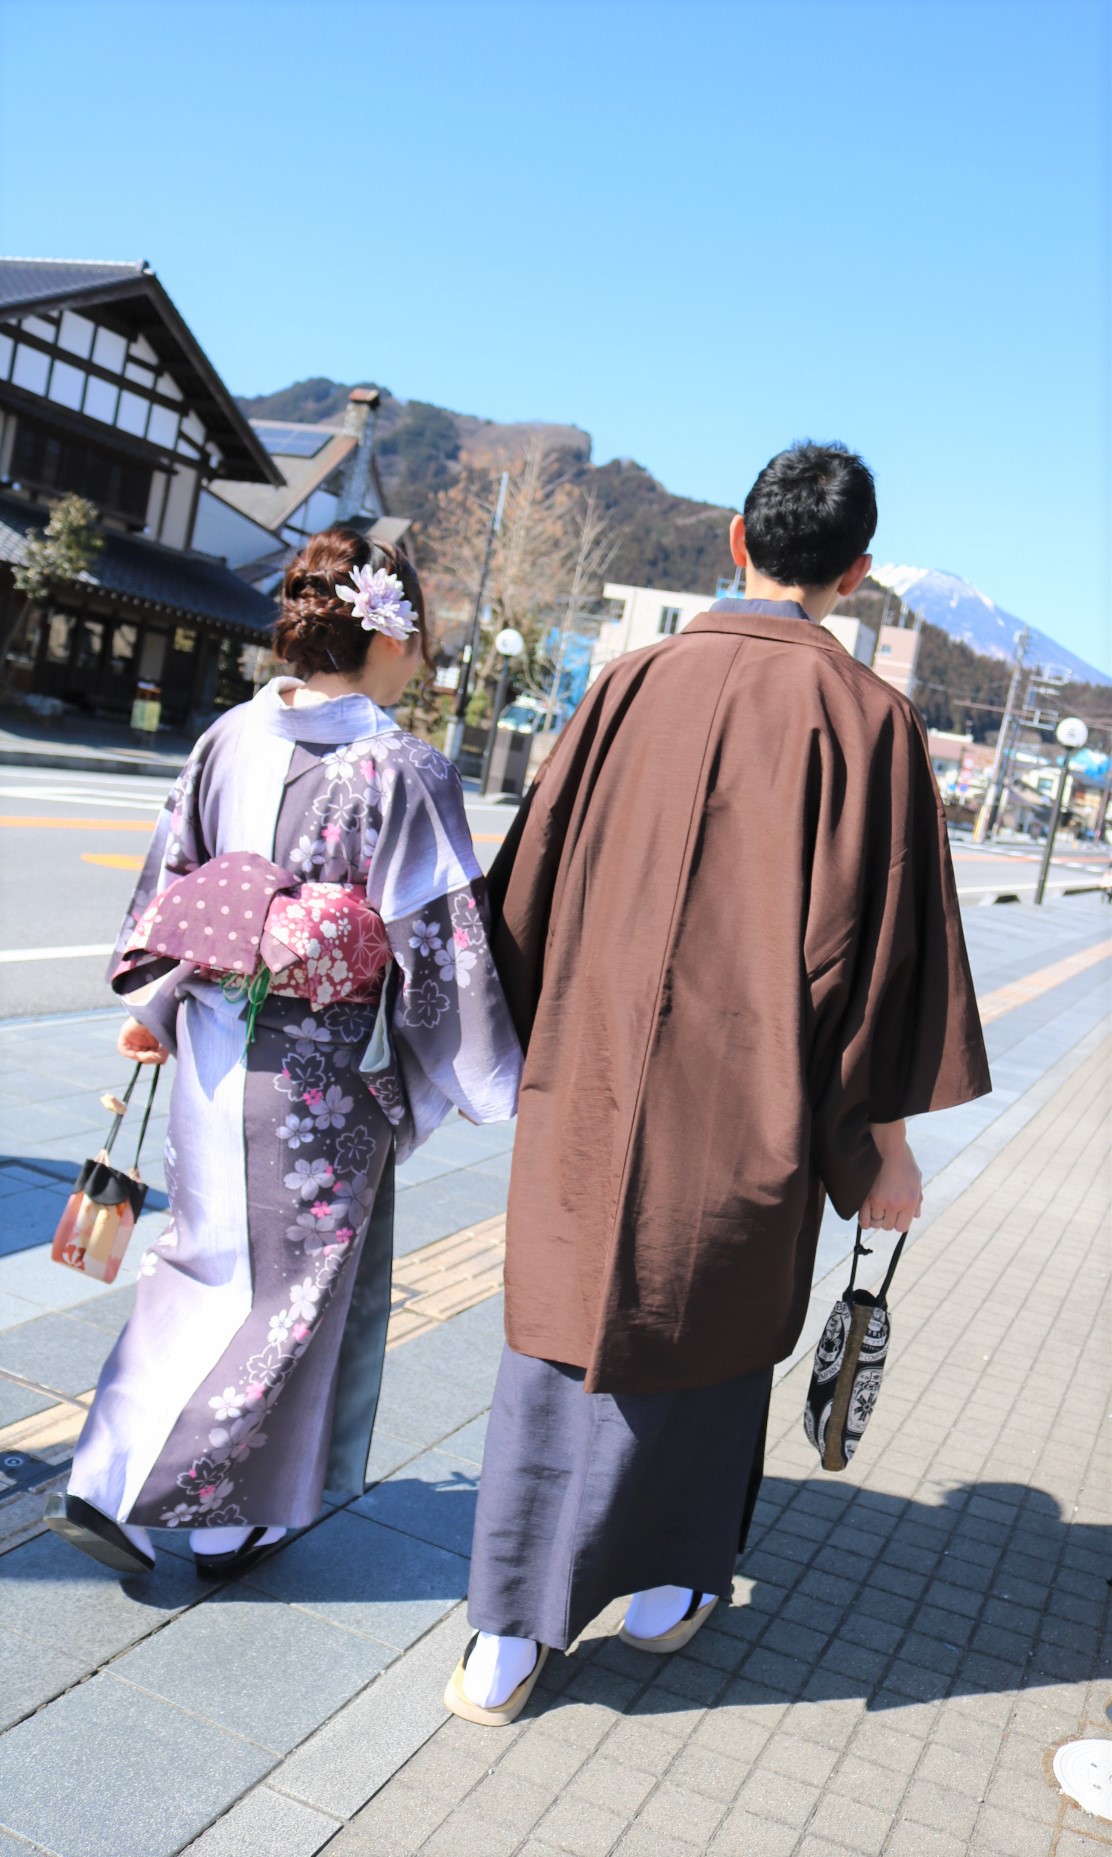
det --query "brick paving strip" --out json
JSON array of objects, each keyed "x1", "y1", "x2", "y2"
[
  {"x1": 251, "y1": 1037, "x2": 1111, "y2": 1857},
  {"x1": 976, "y1": 941, "x2": 1112, "y2": 1027},
  {"x1": 0, "y1": 1215, "x2": 509, "y2": 1552}
]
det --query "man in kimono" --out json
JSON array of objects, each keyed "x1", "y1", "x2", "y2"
[{"x1": 443, "y1": 442, "x2": 990, "y2": 1725}]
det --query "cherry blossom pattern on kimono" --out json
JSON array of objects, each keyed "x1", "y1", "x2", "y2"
[{"x1": 158, "y1": 1012, "x2": 375, "y2": 1528}]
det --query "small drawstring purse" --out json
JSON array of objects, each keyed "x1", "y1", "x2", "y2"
[
  {"x1": 804, "y1": 1223, "x2": 907, "y2": 1471},
  {"x1": 51, "y1": 1062, "x2": 161, "y2": 1285}
]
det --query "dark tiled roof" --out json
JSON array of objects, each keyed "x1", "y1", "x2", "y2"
[
  {"x1": 0, "y1": 259, "x2": 281, "y2": 488},
  {"x1": 0, "y1": 493, "x2": 277, "y2": 634},
  {"x1": 0, "y1": 259, "x2": 146, "y2": 313}
]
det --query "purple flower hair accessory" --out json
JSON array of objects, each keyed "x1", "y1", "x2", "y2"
[{"x1": 336, "y1": 565, "x2": 417, "y2": 641}]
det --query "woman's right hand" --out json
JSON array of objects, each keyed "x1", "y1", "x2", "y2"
[{"x1": 118, "y1": 1016, "x2": 170, "y2": 1066}]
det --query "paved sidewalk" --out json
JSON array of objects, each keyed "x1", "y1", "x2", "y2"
[
  {"x1": 0, "y1": 897, "x2": 1108, "y2": 1855},
  {"x1": 326, "y1": 1035, "x2": 1109, "y2": 1857}
]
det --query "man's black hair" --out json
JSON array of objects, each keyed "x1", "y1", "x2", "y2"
[{"x1": 743, "y1": 442, "x2": 877, "y2": 589}]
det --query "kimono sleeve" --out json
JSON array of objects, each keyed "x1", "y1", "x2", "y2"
[
  {"x1": 107, "y1": 745, "x2": 210, "y2": 1054},
  {"x1": 366, "y1": 744, "x2": 523, "y2": 1151},
  {"x1": 809, "y1": 706, "x2": 991, "y2": 1219}
]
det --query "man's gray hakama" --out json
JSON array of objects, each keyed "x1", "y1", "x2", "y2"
[{"x1": 467, "y1": 1346, "x2": 772, "y2": 1651}]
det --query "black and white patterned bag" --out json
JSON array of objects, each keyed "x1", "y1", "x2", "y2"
[{"x1": 804, "y1": 1225, "x2": 907, "y2": 1472}]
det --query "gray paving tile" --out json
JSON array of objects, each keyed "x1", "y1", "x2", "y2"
[
  {"x1": 0, "y1": 1099, "x2": 108, "y2": 1149},
  {"x1": 273, "y1": 1604, "x2": 473, "y2": 1819},
  {"x1": 0, "y1": 1159, "x2": 65, "y2": 1193},
  {"x1": 434, "y1": 1411, "x2": 489, "y2": 1467},
  {"x1": 363, "y1": 1426, "x2": 421, "y2": 1486},
  {"x1": 0, "y1": 1287, "x2": 39, "y2": 1331},
  {"x1": 113, "y1": 1588, "x2": 391, "y2": 1753},
  {"x1": 67, "y1": 1284, "x2": 136, "y2": 1333},
  {"x1": 0, "y1": 1375, "x2": 51, "y2": 1424},
  {"x1": 394, "y1": 1173, "x2": 509, "y2": 1257},
  {"x1": 0, "y1": 1671, "x2": 275, "y2": 1857},
  {"x1": 0, "y1": 1622, "x2": 87, "y2": 1732},
  {"x1": 0, "y1": 1240, "x2": 114, "y2": 1312},
  {"x1": 469, "y1": 1150, "x2": 514, "y2": 1183},
  {"x1": 0, "y1": 1068, "x2": 107, "y2": 1107},
  {"x1": 243, "y1": 1507, "x2": 468, "y2": 1650},
  {"x1": 181, "y1": 1784, "x2": 339, "y2": 1856},
  {"x1": 0, "y1": 1310, "x2": 117, "y2": 1395},
  {"x1": 0, "y1": 1186, "x2": 65, "y2": 1256},
  {"x1": 352, "y1": 1447, "x2": 479, "y2": 1558},
  {"x1": 373, "y1": 1328, "x2": 495, "y2": 1449},
  {"x1": 0, "y1": 1524, "x2": 209, "y2": 1663}
]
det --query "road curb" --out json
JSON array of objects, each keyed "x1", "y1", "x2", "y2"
[{"x1": 0, "y1": 748, "x2": 184, "y2": 777}]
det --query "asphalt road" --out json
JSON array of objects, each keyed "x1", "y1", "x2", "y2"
[
  {"x1": 0, "y1": 768, "x2": 519, "y2": 1019},
  {"x1": 0, "y1": 767, "x2": 1107, "y2": 1020}
]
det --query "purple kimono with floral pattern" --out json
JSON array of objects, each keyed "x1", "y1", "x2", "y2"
[{"x1": 69, "y1": 679, "x2": 522, "y2": 1531}]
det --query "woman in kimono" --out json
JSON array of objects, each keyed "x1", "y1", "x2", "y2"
[{"x1": 45, "y1": 527, "x2": 522, "y2": 1579}]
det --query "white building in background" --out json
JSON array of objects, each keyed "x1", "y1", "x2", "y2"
[
  {"x1": 822, "y1": 616, "x2": 877, "y2": 664},
  {"x1": 590, "y1": 583, "x2": 720, "y2": 682},
  {"x1": 591, "y1": 583, "x2": 888, "y2": 681}
]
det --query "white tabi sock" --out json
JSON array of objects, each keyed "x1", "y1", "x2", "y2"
[
  {"x1": 462, "y1": 1631, "x2": 538, "y2": 1708},
  {"x1": 624, "y1": 1585, "x2": 716, "y2": 1639},
  {"x1": 118, "y1": 1518, "x2": 154, "y2": 1560},
  {"x1": 188, "y1": 1525, "x2": 286, "y2": 1557}
]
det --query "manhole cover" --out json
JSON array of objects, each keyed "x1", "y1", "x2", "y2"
[
  {"x1": 0, "y1": 1452, "x2": 69, "y2": 1498},
  {"x1": 1054, "y1": 1740, "x2": 1112, "y2": 1822}
]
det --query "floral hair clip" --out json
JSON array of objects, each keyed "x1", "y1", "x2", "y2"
[{"x1": 336, "y1": 564, "x2": 418, "y2": 641}]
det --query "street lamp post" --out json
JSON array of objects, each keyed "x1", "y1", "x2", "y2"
[
  {"x1": 1034, "y1": 717, "x2": 1088, "y2": 906},
  {"x1": 479, "y1": 627, "x2": 525, "y2": 796}
]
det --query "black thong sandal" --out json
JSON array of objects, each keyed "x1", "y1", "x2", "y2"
[
  {"x1": 43, "y1": 1493, "x2": 155, "y2": 1575},
  {"x1": 192, "y1": 1526, "x2": 286, "y2": 1580}
]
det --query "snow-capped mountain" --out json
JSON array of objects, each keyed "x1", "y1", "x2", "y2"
[{"x1": 871, "y1": 566, "x2": 1110, "y2": 688}]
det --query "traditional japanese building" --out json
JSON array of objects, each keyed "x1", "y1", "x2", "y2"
[
  {"x1": 193, "y1": 391, "x2": 410, "y2": 595},
  {"x1": 0, "y1": 258, "x2": 283, "y2": 726}
]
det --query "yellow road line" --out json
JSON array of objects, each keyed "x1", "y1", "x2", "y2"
[
  {"x1": 81, "y1": 852, "x2": 145, "y2": 869},
  {"x1": 0, "y1": 816, "x2": 154, "y2": 831},
  {"x1": 0, "y1": 815, "x2": 510, "y2": 845},
  {"x1": 976, "y1": 940, "x2": 1112, "y2": 1026}
]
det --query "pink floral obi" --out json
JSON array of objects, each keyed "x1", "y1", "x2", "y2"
[
  {"x1": 258, "y1": 883, "x2": 391, "y2": 1009},
  {"x1": 115, "y1": 852, "x2": 392, "y2": 1011}
]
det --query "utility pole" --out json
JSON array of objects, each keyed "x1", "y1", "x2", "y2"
[
  {"x1": 1095, "y1": 751, "x2": 1112, "y2": 845},
  {"x1": 1034, "y1": 718, "x2": 1088, "y2": 904},
  {"x1": 444, "y1": 471, "x2": 508, "y2": 766},
  {"x1": 974, "y1": 627, "x2": 1029, "y2": 843}
]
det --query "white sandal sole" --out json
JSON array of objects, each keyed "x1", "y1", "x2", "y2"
[
  {"x1": 443, "y1": 1642, "x2": 549, "y2": 1726},
  {"x1": 619, "y1": 1595, "x2": 718, "y2": 1653}
]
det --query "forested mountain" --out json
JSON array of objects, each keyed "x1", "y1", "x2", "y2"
[
  {"x1": 237, "y1": 378, "x2": 1110, "y2": 745},
  {"x1": 236, "y1": 378, "x2": 736, "y2": 593}
]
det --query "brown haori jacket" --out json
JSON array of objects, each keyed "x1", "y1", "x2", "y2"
[{"x1": 489, "y1": 601, "x2": 991, "y2": 1395}]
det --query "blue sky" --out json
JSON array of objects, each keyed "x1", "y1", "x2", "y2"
[{"x1": 1, "y1": 0, "x2": 1107, "y2": 672}]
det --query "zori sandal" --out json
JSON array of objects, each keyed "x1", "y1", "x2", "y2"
[
  {"x1": 443, "y1": 1635, "x2": 549, "y2": 1726},
  {"x1": 43, "y1": 1493, "x2": 155, "y2": 1575},
  {"x1": 619, "y1": 1589, "x2": 718, "y2": 1653}
]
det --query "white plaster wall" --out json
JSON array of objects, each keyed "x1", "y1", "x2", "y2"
[
  {"x1": 822, "y1": 616, "x2": 877, "y2": 664},
  {"x1": 160, "y1": 465, "x2": 198, "y2": 550},
  {"x1": 590, "y1": 583, "x2": 714, "y2": 682}
]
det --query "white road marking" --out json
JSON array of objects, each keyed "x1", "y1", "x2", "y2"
[
  {"x1": 0, "y1": 943, "x2": 114, "y2": 964},
  {"x1": 0, "y1": 785, "x2": 163, "y2": 810}
]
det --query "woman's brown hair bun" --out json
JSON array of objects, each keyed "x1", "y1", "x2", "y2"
[{"x1": 273, "y1": 526, "x2": 428, "y2": 679}]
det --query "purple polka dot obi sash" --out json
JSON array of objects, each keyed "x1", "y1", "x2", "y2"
[{"x1": 112, "y1": 853, "x2": 392, "y2": 1012}]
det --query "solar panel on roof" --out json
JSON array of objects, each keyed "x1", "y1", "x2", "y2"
[{"x1": 252, "y1": 424, "x2": 332, "y2": 457}]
